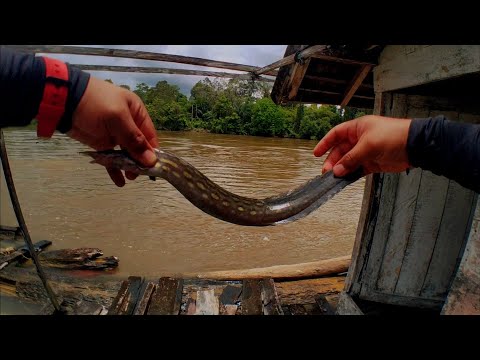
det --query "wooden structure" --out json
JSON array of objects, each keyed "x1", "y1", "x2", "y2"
[
  {"x1": 272, "y1": 45, "x2": 480, "y2": 315},
  {"x1": 2, "y1": 45, "x2": 479, "y2": 314}
]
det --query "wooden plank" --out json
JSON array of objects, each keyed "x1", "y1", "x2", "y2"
[
  {"x1": 335, "y1": 292, "x2": 363, "y2": 315},
  {"x1": 340, "y1": 64, "x2": 373, "y2": 107},
  {"x1": 73, "y1": 65, "x2": 275, "y2": 82},
  {"x1": 304, "y1": 74, "x2": 374, "y2": 89},
  {"x1": 107, "y1": 280, "x2": 129, "y2": 315},
  {"x1": 195, "y1": 289, "x2": 219, "y2": 315},
  {"x1": 360, "y1": 173, "x2": 399, "y2": 288},
  {"x1": 274, "y1": 276, "x2": 345, "y2": 305},
  {"x1": 219, "y1": 285, "x2": 242, "y2": 305},
  {"x1": 147, "y1": 277, "x2": 183, "y2": 315},
  {"x1": 394, "y1": 171, "x2": 450, "y2": 297},
  {"x1": 442, "y1": 198, "x2": 480, "y2": 315},
  {"x1": 374, "y1": 99, "x2": 429, "y2": 294},
  {"x1": 189, "y1": 255, "x2": 350, "y2": 280},
  {"x1": 311, "y1": 53, "x2": 377, "y2": 66},
  {"x1": 106, "y1": 276, "x2": 143, "y2": 315},
  {"x1": 287, "y1": 58, "x2": 311, "y2": 100},
  {"x1": 133, "y1": 281, "x2": 156, "y2": 315},
  {"x1": 255, "y1": 45, "x2": 326, "y2": 76},
  {"x1": 0, "y1": 225, "x2": 19, "y2": 233},
  {"x1": 376, "y1": 169, "x2": 422, "y2": 292},
  {"x1": 242, "y1": 279, "x2": 263, "y2": 315},
  {"x1": 421, "y1": 181, "x2": 476, "y2": 298},
  {"x1": 261, "y1": 279, "x2": 283, "y2": 315},
  {"x1": 374, "y1": 45, "x2": 480, "y2": 92},
  {"x1": 6, "y1": 45, "x2": 279, "y2": 76},
  {"x1": 315, "y1": 295, "x2": 336, "y2": 315}
]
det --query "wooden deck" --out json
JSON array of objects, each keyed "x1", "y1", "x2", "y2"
[{"x1": 51, "y1": 276, "x2": 339, "y2": 315}]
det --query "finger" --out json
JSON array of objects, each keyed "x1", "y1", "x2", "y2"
[
  {"x1": 322, "y1": 143, "x2": 353, "y2": 174},
  {"x1": 128, "y1": 94, "x2": 160, "y2": 149},
  {"x1": 109, "y1": 112, "x2": 157, "y2": 168},
  {"x1": 125, "y1": 171, "x2": 138, "y2": 181},
  {"x1": 106, "y1": 167, "x2": 126, "y2": 187},
  {"x1": 313, "y1": 120, "x2": 358, "y2": 157},
  {"x1": 333, "y1": 140, "x2": 368, "y2": 177}
]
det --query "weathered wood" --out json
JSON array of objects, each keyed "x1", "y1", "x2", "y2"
[
  {"x1": 335, "y1": 292, "x2": 364, "y2": 315},
  {"x1": 242, "y1": 279, "x2": 263, "y2": 315},
  {"x1": 0, "y1": 225, "x2": 19, "y2": 233},
  {"x1": 421, "y1": 181, "x2": 476, "y2": 298},
  {"x1": 287, "y1": 304, "x2": 309, "y2": 315},
  {"x1": 107, "y1": 276, "x2": 143, "y2": 315},
  {"x1": 274, "y1": 276, "x2": 345, "y2": 305},
  {"x1": 442, "y1": 198, "x2": 480, "y2": 315},
  {"x1": 219, "y1": 285, "x2": 242, "y2": 305},
  {"x1": 287, "y1": 58, "x2": 311, "y2": 100},
  {"x1": 360, "y1": 173, "x2": 399, "y2": 289},
  {"x1": 315, "y1": 295, "x2": 336, "y2": 315},
  {"x1": 222, "y1": 305, "x2": 238, "y2": 315},
  {"x1": 107, "y1": 280, "x2": 130, "y2": 315},
  {"x1": 255, "y1": 45, "x2": 326, "y2": 76},
  {"x1": 311, "y1": 54, "x2": 377, "y2": 66},
  {"x1": 261, "y1": 279, "x2": 283, "y2": 315},
  {"x1": 376, "y1": 168, "x2": 422, "y2": 292},
  {"x1": 133, "y1": 281, "x2": 156, "y2": 315},
  {"x1": 297, "y1": 88, "x2": 374, "y2": 100},
  {"x1": 189, "y1": 255, "x2": 350, "y2": 280},
  {"x1": 38, "y1": 248, "x2": 119, "y2": 270},
  {"x1": 147, "y1": 277, "x2": 183, "y2": 315},
  {"x1": 374, "y1": 45, "x2": 480, "y2": 92},
  {"x1": 303, "y1": 74, "x2": 374, "y2": 89},
  {"x1": 394, "y1": 171, "x2": 450, "y2": 297},
  {"x1": 195, "y1": 289, "x2": 219, "y2": 315},
  {"x1": 73, "y1": 64, "x2": 275, "y2": 82},
  {"x1": 340, "y1": 65, "x2": 373, "y2": 107},
  {"x1": 6, "y1": 45, "x2": 279, "y2": 76}
]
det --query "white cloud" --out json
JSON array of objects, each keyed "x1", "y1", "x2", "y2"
[{"x1": 38, "y1": 45, "x2": 287, "y2": 95}]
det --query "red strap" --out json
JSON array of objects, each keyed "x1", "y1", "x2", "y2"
[{"x1": 36, "y1": 57, "x2": 69, "y2": 138}]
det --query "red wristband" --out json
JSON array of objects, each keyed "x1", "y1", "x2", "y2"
[{"x1": 36, "y1": 57, "x2": 69, "y2": 138}]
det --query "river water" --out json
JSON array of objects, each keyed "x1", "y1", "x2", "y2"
[{"x1": 1, "y1": 129, "x2": 364, "y2": 281}]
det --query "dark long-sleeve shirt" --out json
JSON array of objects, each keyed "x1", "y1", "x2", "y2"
[
  {"x1": 0, "y1": 46, "x2": 90, "y2": 133},
  {"x1": 407, "y1": 115, "x2": 480, "y2": 193}
]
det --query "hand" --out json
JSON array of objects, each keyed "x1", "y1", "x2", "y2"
[
  {"x1": 313, "y1": 115, "x2": 412, "y2": 177},
  {"x1": 68, "y1": 77, "x2": 159, "y2": 187}
]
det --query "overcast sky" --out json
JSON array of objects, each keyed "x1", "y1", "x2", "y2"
[{"x1": 39, "y1": 45, "x2": 288, "y2": 96}]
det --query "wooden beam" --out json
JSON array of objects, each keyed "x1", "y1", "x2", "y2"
[
  {"x1": 311, "y1": 54, "x2": 376, "y2": 66},
  {"x1": 187, "y1": 255, "x2": 351, "y2": 280},
  {"x1": 255, "y1": 45, "x2": 327, "y2": 76},
  {"x1": 72, "y1": 64, "x2": 275, "y2": 82},
  {"x1": 6, "y1": 45, "x2": 279, "y2": 77},
  {"x1": 298, "y1": 88, "x2": 375, "y2": 100},
  {"x1": 303, "y1": 74, "x2": 374, "y2": 89},
  {"x1": 287, "y1": 57, "x2": 311, "y2": 100},
  {"x1": 374, "y1": 45, "x2": 480, "y2": 92},
  {"x1": 340, "y1": 65, "x2": 373, "y2": 107}
]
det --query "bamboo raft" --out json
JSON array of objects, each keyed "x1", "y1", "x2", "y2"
[{"x1": 0, "y1": 226, "x2": 348, "y2": 315}]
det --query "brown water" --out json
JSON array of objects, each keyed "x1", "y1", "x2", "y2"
[{"x1": 1, "y1": 129, "x2": 365, "y2": 278}]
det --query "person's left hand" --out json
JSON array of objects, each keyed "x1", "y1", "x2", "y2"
[{"x1": 67, "y1": 76, "x2": 159, "y2": 187}]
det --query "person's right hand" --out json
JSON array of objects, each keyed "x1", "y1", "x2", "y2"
[
  {"x1": 68, "y1": 76, "x2": 159, "y2": 187},
  {"x1": 313, "y1": 115, "x2": 413, "y2": 177}
]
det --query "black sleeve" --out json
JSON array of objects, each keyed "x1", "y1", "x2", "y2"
[
  {"x1": 0, "y1": 46, "x2": 90, "y2": 133},
  {"x1": 407, "y1": 115, "x2": 480, "y2": 193}
]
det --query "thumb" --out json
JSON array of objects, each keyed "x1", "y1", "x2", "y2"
[
  {"x1": 110, "y1": 112, "x2": 157, "y2": 167},
  {"x1": 333, "y1": 142, "x2": 367, "y2": 177}
]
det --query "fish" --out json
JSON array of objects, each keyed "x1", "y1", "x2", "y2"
[{"x1": 81, "y1": 148, "x2": 362, "y2": 226}]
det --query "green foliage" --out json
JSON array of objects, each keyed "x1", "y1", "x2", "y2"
[{"x1": 129, "y1": 76, "x2": 368, "y2": 139}]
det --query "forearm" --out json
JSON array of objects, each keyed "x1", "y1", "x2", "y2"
[
  {"x1": 0, "y1": 47, "x2": 90, "y2": 133},
  {"x1": 407, "y1": 115, "x2": 480, "y2": 193}
]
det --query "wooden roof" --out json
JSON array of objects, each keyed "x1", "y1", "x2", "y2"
[{"x1": 271, "y1": 45, "x2": 384, "y2": 109}]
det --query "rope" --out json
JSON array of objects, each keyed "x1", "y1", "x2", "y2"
[{"x1": 0, "y1": 129, "x2": 63, "y2": 314}]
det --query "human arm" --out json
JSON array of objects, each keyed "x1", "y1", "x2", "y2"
[
  {"x1": 314, "y1": 114, "x2": 480, "y2": 193},
  {"x1": 0, "y1": 47, "x2": 159, "y2": 187}
]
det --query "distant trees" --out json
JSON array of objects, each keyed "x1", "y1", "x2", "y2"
[{"x1": 104, "y1": 77, "x2": 371, "y2": 140}]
